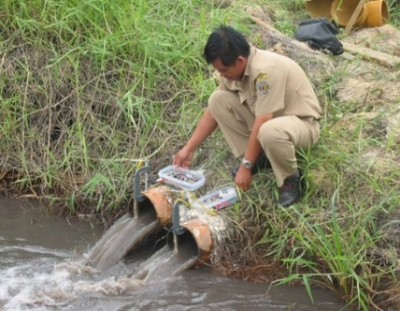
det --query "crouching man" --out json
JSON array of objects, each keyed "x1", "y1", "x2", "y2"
[{"x1": 173, "y1": 25, "x2": 322, "y2": 207}]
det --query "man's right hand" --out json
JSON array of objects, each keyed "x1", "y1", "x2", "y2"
[
  {"x1": 173, "y1": 147, "x2": 194, "y2": 168},
  {"x1": 172, "y1": 108, "x2": 218, "y2": 168}
]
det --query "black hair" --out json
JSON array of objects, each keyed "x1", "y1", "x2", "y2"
[{"x1": 203, "y1": 25, "x2": 250, "y2": 66}]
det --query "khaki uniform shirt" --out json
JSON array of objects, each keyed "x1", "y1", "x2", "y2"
[{"x1": 217, "y1": 47, "x2": 322, "y2": 120}]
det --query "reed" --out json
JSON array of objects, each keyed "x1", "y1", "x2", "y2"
[{"x1": 0, "y1": 0, "x2": 399, "y2": 309}]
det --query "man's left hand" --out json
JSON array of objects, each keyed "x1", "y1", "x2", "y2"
[{"x1": 234, "y1": 166, "x2": 252, "y2": 191}]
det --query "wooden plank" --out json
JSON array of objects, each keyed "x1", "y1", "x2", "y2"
[
  {"x1": 344, "y1": 0, "x2": 366, "y2": 35},
  {"x1": 248, "y1": 15, "x2": 285, "y2": 36},
  {"x1": 342, "y1": 41, "x2": 400, "y2": 68}
]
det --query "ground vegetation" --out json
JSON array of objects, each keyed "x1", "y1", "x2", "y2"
[{"x1": 1, "y1": 0, "x2": 400, "y2": 309}]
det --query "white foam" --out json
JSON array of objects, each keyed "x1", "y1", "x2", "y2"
[{"x1": 0, "y1": 259, "x2": 146, "y2": 310}]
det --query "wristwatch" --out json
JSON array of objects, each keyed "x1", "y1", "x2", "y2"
[{"x1": 241, "y1": 158, "x2": 253, "y2": 169}]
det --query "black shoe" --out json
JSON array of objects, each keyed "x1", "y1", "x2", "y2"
[
  {"x1": 274, "y1": 170, "x2": 303, "y2": 208},
  {"x1": 231, "y1": 153, "x2": 271, "y2": 178}
]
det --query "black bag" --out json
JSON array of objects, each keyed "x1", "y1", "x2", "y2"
[{"x1": 295, "y1": 18, "x2": 344, "y2": 56}]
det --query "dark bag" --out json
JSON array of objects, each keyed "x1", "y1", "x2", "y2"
[{"x1": 295, "y1": 18, "x2": 344, "y2": 56}]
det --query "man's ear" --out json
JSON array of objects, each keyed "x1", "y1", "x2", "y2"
[
  {"x1": 236, "y1": 56, "x2": 248, "y2": 70},
  {"x1": 236, "y1": 56, "x2": 246, "y2": 64}
]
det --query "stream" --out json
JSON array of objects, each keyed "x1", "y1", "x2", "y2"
[{"x1": 0, "y1": 196, "x2": 349, "y2": 311}]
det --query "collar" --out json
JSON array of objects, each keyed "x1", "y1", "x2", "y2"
[{"x1": 242, "y1": 46, "x2": 257, "y2": 81}]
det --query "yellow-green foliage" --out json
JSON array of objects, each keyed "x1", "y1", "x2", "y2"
[{"x1": 0, "y1": 1, "x2": 400, "y2": 309}]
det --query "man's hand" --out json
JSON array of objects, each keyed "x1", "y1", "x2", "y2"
[
  {"x1": 234, "y1": 166, "x2": 252, "y2": 191},
  {"x1": 173, "y1": 147, "x2": 194, "y2": 168},
  {"x1": 172, "y1": 108, "x2": 218, "y2": 168}
]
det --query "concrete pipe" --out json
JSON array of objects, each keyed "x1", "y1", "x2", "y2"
[
  {"x1": 306, "y1": 0, "x2": 334, "y2": 19},
  {"x1": 133, "y1": 165, "x2": 174, "y2": 225},
  {"x1": 172, "y1": 200, "x2": 214, "y2": 266},
  {"x1": 178, "y1": 219, "x2": 214, "y2": 265},
  {"x1": 171, "y1": 199, "x2": 231, "y2": 267},
  {"x1": 331, "y1": 0, "x2": 368, "y2": 27},
  {"x1": 136, "y1": 185, "x2": 174, "y2": 226},
  {"x1": 365, "y1": 0, "x2": 389, "y2": 27}
]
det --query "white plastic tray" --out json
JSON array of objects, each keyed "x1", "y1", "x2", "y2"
[
  {"x1": 192, "y1": 186, "x2": 238, "y2": 210},
  {"x1": 158, "y1": 165, "x2": 205, "y2": 191}
]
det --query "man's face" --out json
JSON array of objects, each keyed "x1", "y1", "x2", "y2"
[{"x1": 211, "y1": 57, "x2": 247, "y2": 81}]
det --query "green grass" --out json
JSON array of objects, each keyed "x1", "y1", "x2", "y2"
[
  {"x1": 0, "y1": 0, "x2": 400, "y2": 309},
  {"x1": 0, "y1": 0, "x2": 242, "y2": 209},
  {"x1": 269, "y1": 189, "x2": 399, "y2": 308}
]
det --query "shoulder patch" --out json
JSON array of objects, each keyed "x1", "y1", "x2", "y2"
[
  {"x1": 256, "y1": 73, "x2": 270, "y2": 96},
  {"x1": 256, "y1": 78, "x2": 270, "y2": 96}
]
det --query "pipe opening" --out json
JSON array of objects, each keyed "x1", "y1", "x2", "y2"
[
  {"x1": 135, "y1": 197, "x2": 158, "y2": 221},
  {"x1": 171, "y1": 219, "x2": 214, "y2": 266},
  {"x1": 85, "y1": 186, "x2": 173, "y2": 271},
  {"x1": 167, "y1": 229, "x2": 199, "y2": 258},
  {"x1": 134, "y1": 186, "x2": 173, "y2": 226}
]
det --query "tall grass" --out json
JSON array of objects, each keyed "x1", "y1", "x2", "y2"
[
  {"x1": 0, "y1": 0, "x2": 244, "y2": 211},
  {"x1": 267, "y1": 188, "x2": 399, "y2": 309},
  {"x1": 387, "y1": 0, "x2": 400, "y2": 27},
  {"x1": 0, "y1": 0, "x2": 400, "y2": 309}
]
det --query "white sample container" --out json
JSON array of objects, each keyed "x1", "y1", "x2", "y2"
[
  {"x1": 192, "y1": 186, "x2": 238, "y2": 210},
  {"x1": 158, "y1": 165, "x2": 205, "y2": 191}
]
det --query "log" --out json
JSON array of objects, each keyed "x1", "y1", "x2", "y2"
[
  {"x1": 342, "y1": 41, "x2": 400, "y2": 68},
  {"x1": 248, "y1": 15, "x2": 335, "y2": 83},
  {"x1": 249, "y1": 14, "x2": 400, "y2": 69}
]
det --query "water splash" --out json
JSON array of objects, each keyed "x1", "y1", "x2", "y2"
[
  {"x1": 131, "y1": 242, "x2": 199, "y2": 283},
  {"x1": 86, "y1": 211, "x2": 163, "y2": 271}
]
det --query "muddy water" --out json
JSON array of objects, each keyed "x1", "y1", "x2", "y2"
[
  {"x1": 0, "y1": 196, "x2": 349, "y2": 311},
  {"x1": 85, "y1": 210, "x2": 163, "y2": 271}
]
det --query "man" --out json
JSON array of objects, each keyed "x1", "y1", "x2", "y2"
[{"x1": 173, "y1": 25, "x2": 322, "y2": 207}]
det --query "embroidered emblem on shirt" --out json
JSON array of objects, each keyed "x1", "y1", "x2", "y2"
[
  {"x1": 256, "y1": 79, "x2": 270, "y2": 96},
  {"x1": 256, "y1": 73, "x2": 269, "y2": 96}
]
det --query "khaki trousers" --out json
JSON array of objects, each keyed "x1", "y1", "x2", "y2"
[{"x1": 208, "y1": 90, "x2": 320, "y2": 187}]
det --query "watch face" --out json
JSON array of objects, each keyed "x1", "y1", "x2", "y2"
[{"x1": 242, "y1": 159, "x2": 252, "y2": 169}]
